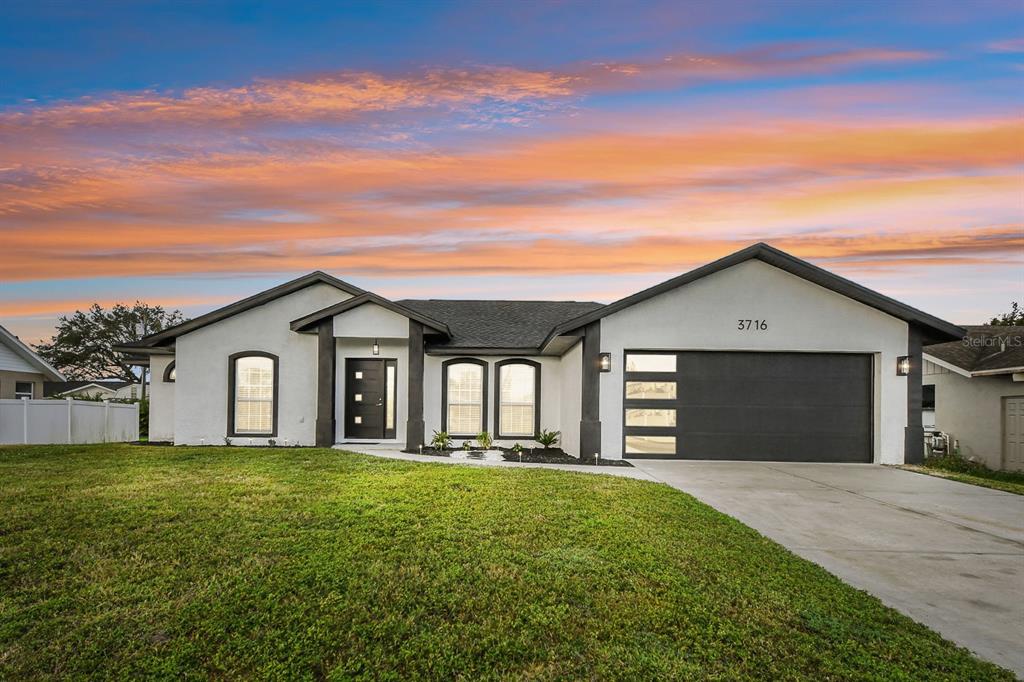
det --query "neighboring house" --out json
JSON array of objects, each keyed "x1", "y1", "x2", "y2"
[
  {"x1": 116, "y1": 243, "x2": 962, "y2": 463},
  {"x1": 43, "y1": 380, "x2": 141, "y2": 400},
  {"x1": 923, "y1": 326, "x2": 1024, "y2": 471},
  {"x1": 0, "y1": 323, "x2": 65, "y2": 399}
]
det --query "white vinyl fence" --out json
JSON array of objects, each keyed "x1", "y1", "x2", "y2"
[{"x1": 0, "y1": 398, "x2": 139, "y2": 445}]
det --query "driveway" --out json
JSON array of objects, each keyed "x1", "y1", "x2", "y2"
[{"x1": 630, "y1": 460, "x2": 1024, "y2": 676}]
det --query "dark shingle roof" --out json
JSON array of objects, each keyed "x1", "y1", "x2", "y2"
[
  {"x1": 397, "y1": 300, "x2": 604, "y2": 350},
  {"x1": 925, "y1": 325, "x2": 1024, "y2": 374}
]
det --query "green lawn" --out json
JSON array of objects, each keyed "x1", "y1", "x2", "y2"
[
  {"x1": 0, "y1": 445, "x2": 1012, "y2": 680},
  {"x1": 901, "y1": 455, "x2": 1024, "y2": 496}
]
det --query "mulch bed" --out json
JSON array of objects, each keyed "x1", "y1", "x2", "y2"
[{"x1": 404, "y1": 446, "x2": 633, "y2": 467}]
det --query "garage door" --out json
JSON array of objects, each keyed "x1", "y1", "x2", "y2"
[{"x1": 622, "y1": 351, "x2": 872, "y2": 462}]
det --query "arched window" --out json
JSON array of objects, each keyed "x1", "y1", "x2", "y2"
[
  {"x1": 228, "y1": 351, "x2": 278, "y2": 437},
  {"x1": 495, "y1": 359, "x2": 540, "y2": 438},
  {"x1": 163, "y1": 361, "x2": 176, "y2": 382},
  {"x1": 441, "y1": 358, "x2": 488, "y2": 436}
]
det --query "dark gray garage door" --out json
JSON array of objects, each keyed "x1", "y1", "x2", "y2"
[{"x1": 623, "y1": 351, "x2": 872, "y2": 462}]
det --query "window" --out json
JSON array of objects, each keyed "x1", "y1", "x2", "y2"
[
  {"x1": 442, "y1": 359, "x2": 487, "y2": 436},
  {"x1": 163, "y1": 361, "x2": 176, "y2": 382},
  {"x1": 625, "y1": 354, "x2": 676, "y2": 373},
  {"x1": 625, "y1": 381, "x2": 676, "y2": 400},
  {"x1": 625, "y1": 435, "x2": 676, "y2": 455},
  {"x1": 496, "y1": 360, "x2": 540, "y2": 438},
  {"x1": 14, "y1": 381, "x2": 33, "y2": 399},
  {"x1": 386, "y1": 364, "x2": 396, "y2": 431},
  {"x1": 625, "y1": 408, "x2": 676, "y2": 427},
  {"x1": 228, "y1": 352, "x2": 278, "y2": 436},
  {"x1": 922, "y1": 384, "x2": 935, "y2": 410}
]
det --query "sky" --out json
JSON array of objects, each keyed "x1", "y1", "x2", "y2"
[{"x1": 1, "y1": 0, "x2": 1022, "y2": 344}]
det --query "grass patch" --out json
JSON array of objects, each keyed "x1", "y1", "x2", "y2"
[
  {"x1": 902, "y1": 454, "x2": 1024, "y2": 495},
  {"x1": 0, "y1": 444, "x2": 1013, "y2": 680}
]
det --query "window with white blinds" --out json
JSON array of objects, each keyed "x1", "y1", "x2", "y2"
[
  {"x1": 445, "y1": 362, "x2": 484, "y2": 435},
  {"x1": 498, "y1": 362, "x2": 537, "y2": 437},
  {"x1": 233, "y1": 355, "x2": 275, "y2": 434}
]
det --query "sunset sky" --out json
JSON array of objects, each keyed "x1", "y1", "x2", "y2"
[{"x1": 1, "y1": 0, "x2": 1022, "y2": 344}]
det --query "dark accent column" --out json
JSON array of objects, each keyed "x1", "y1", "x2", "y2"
[
  {"x1": 904, "y1": 323, "x2": 924, "y2": 464},
  {"x1": 406, "y1": 320, "x2": 425, "y2": 451},
  {"x1": 315, "y1": 320, "x2": 336, "y2": 447},
  {"x1": 579, "y1": 320, "x2": 602, "y2": 460}
]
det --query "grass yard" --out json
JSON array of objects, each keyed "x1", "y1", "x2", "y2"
[
  {"x1": 901, "y1": 455, "x2": 1024, "y2": 496},
  {"x1": 0, "y1": 445, "x2": 1013, "y2": 680}
]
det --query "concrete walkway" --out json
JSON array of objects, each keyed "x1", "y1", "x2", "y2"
[{"x1": 629, "y1": 460, "x2": 1024, "y2": 676}]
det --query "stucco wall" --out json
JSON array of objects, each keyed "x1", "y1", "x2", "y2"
[
  {"x1": 149, "y1": 355, "x2": 175, "y2": 442},
  {"x1": 174, "y1": 283, "x2": 352, "y2": 445},
  {"x1": 334, "y1": 303, "x2": 410, "y2": 339},
  {"x1": 925, "y1": 369, "x2": 1024, "y2": 470},
  {"x1": 423, "y1": 354, "x2": 565, "y2": 449},
  {"x1": 599, "y1": 259, "x2": 909, "y2": 462},
  {"x1": 0, "y1": 370, "x2": 44, "y2": 399}
]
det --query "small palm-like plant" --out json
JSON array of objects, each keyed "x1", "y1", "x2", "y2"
[
  {"x1": 431, "y1": 430, "x2": 453, "y2": 450},
  {"x1": 477, "y1": 431, "x2": 493, "y2": 449},
  {"x1": 536, "y1": 429, "x2": 560, "y2": 448},
  {"x1": 462, "y1": 440, "x2": 472, "y2": 451}
]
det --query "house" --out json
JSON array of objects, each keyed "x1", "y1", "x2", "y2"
[
  {"x1": 43, "y1": 380, "x2": 141, "y2": 400},
  {"x1": 0, "y1": 323, "x2": 65, "y2": 399},
  {"x1": 923, "y1": 326, "x2": 1024, "y2": 471},
  {"x1": 115, "y1": 243, "x2": 963, "y2": 463}
]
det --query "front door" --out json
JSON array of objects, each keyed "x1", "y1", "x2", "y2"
[{"x1": 345, "y1": 358, "x2": 397, "y2": 439}]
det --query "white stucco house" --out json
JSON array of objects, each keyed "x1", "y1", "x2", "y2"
[
  {"x1": 923, "y1": 326, "x2": 1024, "y2": 471},
  {"x1": 116, "y1": 243, "x2": 963, "y2": 463}
]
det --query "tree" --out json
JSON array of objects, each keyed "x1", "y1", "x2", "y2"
[
  {"x1": 989, "y1": 301, "x2": 1023, "y2": 326},
  {"x1": 34, "y1": 302, "x2": 186, "y2": 383}
]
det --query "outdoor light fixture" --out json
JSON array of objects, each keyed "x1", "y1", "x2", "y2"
[
  {"x1": 372, "y1": 338, "x2": 380, "y2": 356},
  {"x1": 599, "y1": 353, "x2": 612, "y2": 372},
  {"x1": 896, "y1": 356, "x2": 910, "y2": 376}
]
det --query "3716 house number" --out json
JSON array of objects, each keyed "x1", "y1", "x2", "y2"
[{"x1": 737, "y1": 319, "x2": 768, "y2": 330}]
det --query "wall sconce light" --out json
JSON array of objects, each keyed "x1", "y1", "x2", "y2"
[
  {"x1": 896, "y1": 356, "x2": 910, "y2": 376},
  {"x1": 599, "y1": 352, "x2": 612, "y2": 372},
  {"x1": 372, "y1": 338, "x2": 380, "y2": 356}
]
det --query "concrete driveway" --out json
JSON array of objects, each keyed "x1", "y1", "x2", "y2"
[{"x1": 630, "y1": 460, "x2": 1024, "y2": 676}]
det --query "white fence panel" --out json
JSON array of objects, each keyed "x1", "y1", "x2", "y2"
[{"x1": 0, "y1": 399, "x2": 139, "y2": 445}]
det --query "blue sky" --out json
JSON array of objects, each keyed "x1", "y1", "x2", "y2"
[{"x1": 1, "y1": 0, "x2": 1021, "y2": 342}]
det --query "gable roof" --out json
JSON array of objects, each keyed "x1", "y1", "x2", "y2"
[
  {"x1": 924, "y1": 325, "x2": 1024, "y2": 376},
  {"x1": 398, "y1": 299, "x2": 604, "y2": 351},
  {"x1": 43, "y1": 380, "x2": 133, "y2": 397},
  {"x1": 0, "y1": 323, "x2": 65, "y2": 381},
  {"x1": 290, "y1": 292, "x2": 451, "y2": 335},
  {"x1": 122, "y1": 271, "x2": 365, "y2": 349},
  {"x1": 543, "y1": 242, "x2": 965, "y2": 348}
]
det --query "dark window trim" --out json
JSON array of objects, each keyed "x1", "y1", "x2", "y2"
[
  {"x1": 494, "y1": 358, "x2": 541, "y2": 439},
  {"x1": 162, "y1": 361, "x2": 176, "y2": 383},
  {"x1": 227, "y1": 351, "x2": 279, "y2": 438},
  {"x1": 441, "y1": 357, "x2": 488, "y2": 437}
]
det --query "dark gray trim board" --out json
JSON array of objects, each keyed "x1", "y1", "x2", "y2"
[
  {"x1": 904, "y1": 324, "x2": 924, "y2": 465},
  {"x1": 441, "y1": 357, "x2": 489, "y2": 437},
  {"x1": 291, "y1": 292, "x2": 450, "y2": 336},
  {"x1": 227, "y1": 350, "x2": 279, "y2": 439},
  {"x1": 579, "y1": 321, "x2": 602, "y2": 459},
  {"x1": 127, "y1": 271, "x2": 366, "y2": 348},
  {"x1": 406, "y1": 321, "x2": 425, "y2": 450},
  {"x1": 494, "y1": 358, "x2": 542, "y2": 439},
  {"x1": 544, "y1": 242, "x2": 964, "y2": 349},
  {"x1": 315, "y1": 321, "x2": 336, "y2": 447}
]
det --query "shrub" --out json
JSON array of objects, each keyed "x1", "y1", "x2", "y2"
[
  {"x1": 925, "y1": 452, "x2": 989, "y2": 475},
  {"x1": 430, "y1": 431, "x2": 453, "y2": 450},
  {"x1": 462, "y1": 440, "x2": 472, "y2": 450},
  {"x1": 476, "y1": 431, "x2": 493, "y2": 449},
  {"x1": 536, "y1": 429, "x2": 560, "y2": 448}
]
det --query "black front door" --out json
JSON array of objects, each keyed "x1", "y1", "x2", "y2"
[{"x1": 345, "y1": 358, "x2": 397, "y2": 439}]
